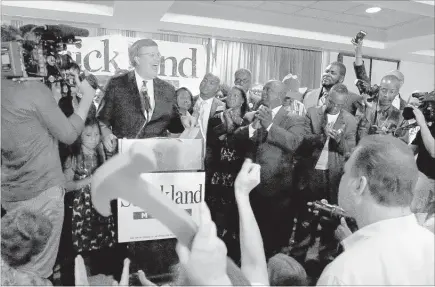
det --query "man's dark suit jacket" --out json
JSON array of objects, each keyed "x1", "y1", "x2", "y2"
[
  {"x1": 235, "y1": 107, "x2": 306, "y2": 197},
  {"x1": 297, "y1": 107, "x2": 357, "y2": 203},
  {"x1": 354, "y1": 62, "x2": 407, "y2": 110},
  {"x1": 97, "y1": 70, "x2": 183, "y2": 139}
]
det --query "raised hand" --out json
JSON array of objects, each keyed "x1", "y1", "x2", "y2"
[
  {"x1": 175, "y1": 202, "x2": 230, "y2": 286},
  {"x1": 235, "y1": 158, "x2": 261, "y2": 197}
]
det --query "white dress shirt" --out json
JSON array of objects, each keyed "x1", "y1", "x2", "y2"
[
  {"x1": 317, "y1": 214, "x2": 435, "y2": 286},
  {"x1": 249, "y1": 105, "x2": 282, "y2": 138},
  {"x1": 315, "y1": 113, "x2": 339, "y2": 170},
  {"x1": 135, "y1": 70, "x2": 155, "y2": 121},
  {"x1": 194, "y1": 96, "x2": 214, "y2": 137}
]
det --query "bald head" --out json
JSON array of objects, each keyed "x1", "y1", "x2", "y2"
[
  {"x1": 262, "y1": 80, "x2": 286, "y2": 108},
  {"x1": 386, "y1": 70, "x2": 404, "y2": 87},
  {"x1": 379, "y1": 75, "x2": 401, "y2": 107}
]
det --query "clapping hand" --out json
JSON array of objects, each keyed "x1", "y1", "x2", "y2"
[
  {"x1": 103, "y1": 134, "x2": 118, "y2": 153},
  {"x1": 235, "y1": 158, "x2": 261, "y2": 198},
  {"x1": 412, "y1": 106, "x2": 426, "y2": 127},
  {"x1": 175, "y1": 202, "x2": 230, "y2": 286},
  {"x1": 257, "y1": 105, "x2": 273, "y2": 129}
]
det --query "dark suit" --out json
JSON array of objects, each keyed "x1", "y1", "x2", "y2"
[
  {"x1": 298, "y1": 107, "x2": 357, "y2": 204},
  {"x1": 97, "y1": 71, "x2": 183, "y2": 140},
  {"x1": 235, "y1": 107, "x2": 306, "y2": 258},
  {"x1": 353, "y1": 62, "x2": 407, "y2": 110},
  {"x1": 303, "y1": 87, "x2": 362, "y2": 116}
]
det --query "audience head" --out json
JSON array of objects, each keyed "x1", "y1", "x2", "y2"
[
  {"x1": 421, "y1": 91, "x2": 435, "y2": 121},
  {"x1": 199, "y1": 73, "x2": 220, "y2": 99},
  {"x1": 322, "y1": 62, "x2": 346, "y2": 89},
  {"x1": 234, "y1": 69, "x2": 252, "y2": 93},
  {"x1": 262, "y1": 80, "x2": 286, "y2": 108},
  {"x1": 129, "y1": 39, "x2": 160, "y2": 79},
  {"x1": 282, "y1": 74, "x2": 300, "y2": 92},
  {"x1": 379, "y1": 75, "x2": 401, "y2": 108},
  {"x1": 81, "y1": 117, "x2": 101, "y2": 150},
  {"x1": 268, "y1": 254, "x2": 308, "y2": 286},
  {"x1": 338, "y1": 135, "x2": 419, "y2": 226},
  {"x1": 226, "y1": 85, "x2": 248, "y2": 115},
  {"x1": 325, "y1": 84, "x2": 348, "y2": 115},
  {"x1": 386, "y1": 70, "x2": 404, "y2": 88},
  {"x1": 1, "y1": 208, "x2": 52, "y2": 268},
  {"x1": 176, "y1": 87, "x2": 194, "y2": 114}
]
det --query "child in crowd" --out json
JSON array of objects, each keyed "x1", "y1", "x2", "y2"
[{"x1": 62, "y1": 117, "x2": 116, "y2": 278}]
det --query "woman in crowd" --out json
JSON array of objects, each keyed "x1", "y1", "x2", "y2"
[
  {"x1": 1, "y1": 208, "x2": 53, "y2": 286},
  {"x1": 206, "y1": 85, "x2": 249, "y2": 264},
  {"x1": 175, "y1": 87, "x2": 194, "y2": 116}
]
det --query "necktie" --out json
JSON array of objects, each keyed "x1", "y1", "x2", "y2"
[
  {"x1": 318, "y1": 90, "x2": 328, "y2": 106},
  {"x1": 140, "y1": 80, "x2": 151, "y2": 122}
]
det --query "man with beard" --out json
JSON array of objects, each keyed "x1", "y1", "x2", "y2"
[
  {"x1": 304, "y1": 62, "x2": 361, "y2": 116},
  {"x1": 235, "y1": 80, "x2": 306, "y2": 259},
  {"x1": 357, "y1": 75, "x2": 403, "y2": 142}
]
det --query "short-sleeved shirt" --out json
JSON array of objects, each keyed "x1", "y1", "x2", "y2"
[
  {"x1": 1, "y1": 79, "x2": 84, "y2": 202},
  {"x1": 412, "y1": 124, "x2": 435, "y2": 180}
]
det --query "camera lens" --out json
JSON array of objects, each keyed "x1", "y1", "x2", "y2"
[{"x1": 56, "y1": 54, "x2": 74, "y2": 70}]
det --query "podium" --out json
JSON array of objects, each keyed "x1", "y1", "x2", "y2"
[{"x1": 116, "y1": 138, "x2": 204, "y2": 281}]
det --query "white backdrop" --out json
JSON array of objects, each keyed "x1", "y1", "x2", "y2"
[{"x1": 67, "y1": 35, "x2": 206, "y2": 95}]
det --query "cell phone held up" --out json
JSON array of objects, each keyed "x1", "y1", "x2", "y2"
[{"x1": 351, "y1": 30, "x2": 367, "y2": 45}]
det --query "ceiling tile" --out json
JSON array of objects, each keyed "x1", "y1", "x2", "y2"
[
  {"x1": 273, "y1": 1, "x2": 318, "y2": 7},
  {"x1": 310, "y1": 1, "x2": 363, "y2": 12},
  {"x1": 344, "y1": 5, "x2": 424, "y2": 28},
  {"x1": 257, "y1": 2, "x2": 304, "y2": 14},
  {"x1": 213, "y1": 0, "x2": 264, "y2": 8}
]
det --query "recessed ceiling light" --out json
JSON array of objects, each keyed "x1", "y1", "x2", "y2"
[{"x1": 366, "y1": 7, "x2": 382, "y2": 13}]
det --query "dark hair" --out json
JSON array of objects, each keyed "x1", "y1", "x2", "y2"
[
  {"x1": 351, "y1": 135, "x2": 419, "y2": 206},
  {"x1": 229, "y1": 85, "x2": 249, "y2": 116},
  {"x1": 330, "y1": 61, "x2": 347, "y2": 77},
  {"x1": 175, "y1": 87, "x2": 194, "y2": 113},
  {"x1": 129, "y1": 39, "x2": 158, "y2": 67},
  {"x1": 330, "y1": 83, "x2": 349, "y2": 95},
  {"x1": 1, "y1": 209, "x2": 52, "y2": 267}
]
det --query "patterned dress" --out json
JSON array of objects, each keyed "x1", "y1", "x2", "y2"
[{"x1": 65, "y1": 148, "x2": 116, "y2": 253}]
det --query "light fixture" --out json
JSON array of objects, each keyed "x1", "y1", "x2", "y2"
[
  {"x1": 161, "y1": 13, "x2": 385, "y2": 49},
  {"x1": 365, "y1": 7, "x2": 382, "y2": 14}
]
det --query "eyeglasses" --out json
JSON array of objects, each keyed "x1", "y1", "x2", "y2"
[
  {"x1": 235, "y1": 78, "x2": 250, "y2": 84},
  {"x1": 138, "y1": 53, "x2": 161, "y2": 58}
]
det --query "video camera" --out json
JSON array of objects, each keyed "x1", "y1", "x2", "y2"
[
  {"x1": 308, "y1": 200, "x2": 359, "y2": 233},
  {"x1": 355, "y1": 79, "x2": 380, "y2": 102},
  {"x1": 1, "y1": 24, "x2": 98, "y2": 89},
  {"x1": 402, "y1": 91, "x2": 435, "y2": 122}
]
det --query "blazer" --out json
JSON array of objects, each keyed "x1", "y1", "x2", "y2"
[
  {"x1": 96, "y1": 70, "x2": 183, "y2": 139},
  {"x1": 296, "y1": 107, "x2": 357, "y2": 203},
  {"x1": 354, "y1": 62, "x2": 407, "y2": 110},
  {"x1": 357, "y1": 104, "x2": 403, "y2": 143},
  {"x1": 192, "y1": 96, "x2": 226, "y2": 120},
  {"x1": 234, "y1": 107, "x2": 306, "y2": 198},
  {"x1": 303, "y1": 87, "x2": 362, "y2": 116}
]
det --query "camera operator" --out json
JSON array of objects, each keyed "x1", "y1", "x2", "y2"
[
  {"x1": 353, "y1": 40, "x2": 406, "y2": 111},
  {"x1": 357, "y1": 75, "x2": 403, "y2": 142},
  {"x1": 410, "y1": 92, "x2": 435, "y2": 180},
  {"x1": 1, "y1": 25, "x2": 96, "y2": 279},
  {"x1": 317, "y1": 135, "x2": 434, "y2": 285}
]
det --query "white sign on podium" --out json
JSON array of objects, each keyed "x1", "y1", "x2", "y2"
[{"x1": 116, "y1": 138, "x2": 205, "y2": 242}]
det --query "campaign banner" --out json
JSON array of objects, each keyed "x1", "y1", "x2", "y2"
[
  {"x1": 66, "y1": 35, "x2": 206, "y2": 95},
  {"x1": 117, "y1": 172, "x2": 205, "y2": 243}
]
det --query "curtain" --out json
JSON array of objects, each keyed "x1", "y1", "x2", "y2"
[{"x1": 211, "y1": 39, "x2": 322, "y2": 89}]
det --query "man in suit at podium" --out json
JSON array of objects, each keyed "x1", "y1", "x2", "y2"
[
  {"x1": 95, "y1": 39, "x2": 185, "y2": 280},
  {"x1": 97, "y1": 39, "x2": 184, "y2": 152}
]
